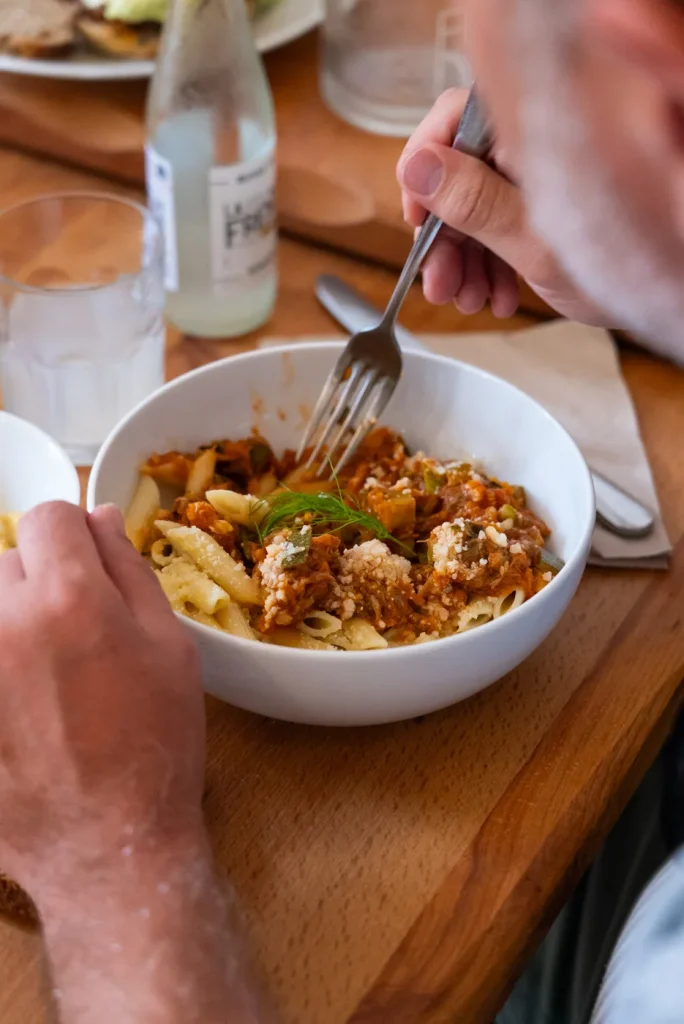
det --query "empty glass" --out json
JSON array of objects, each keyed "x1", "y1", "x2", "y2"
[
  {"x1": 320, "y1": 0, "x2": 471, "y2": 137},
  {"x1": 0, "y1": 193, "x2": 165, "y2": 465}
]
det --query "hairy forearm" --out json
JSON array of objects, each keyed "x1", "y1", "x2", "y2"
[{"x1": 35, "y1": 834, "x2": 270, "y2": 1024}]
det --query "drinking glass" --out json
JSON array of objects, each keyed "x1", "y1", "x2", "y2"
[
  {"x1": 320, "y1": 0, "x2": 471, "y2": 137},
  {"x1": 0, "y1": 192, "x2": 165, "y2": 466}
]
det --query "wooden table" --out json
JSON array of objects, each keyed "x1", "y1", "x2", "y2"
[{"x1": 1, "y1": 143, "x2": 684, "y2": 1024}]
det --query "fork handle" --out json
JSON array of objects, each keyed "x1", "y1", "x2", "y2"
[{"x1": 382, "y1": 89, "x2": 492, "y2": 327}]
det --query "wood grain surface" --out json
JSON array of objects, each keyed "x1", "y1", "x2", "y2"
[
  {"x1": 0, "y1": 146, "x2": 683, "y2": 1024},
  {"x1": 0, "y1": 35, "x2": 414, "y2": 268},
  {"x1": 0, "y1": 33, "x2": 552, "y2": 317}
]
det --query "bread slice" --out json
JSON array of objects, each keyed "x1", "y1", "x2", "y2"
[
  {"x1": 75, "y1": 0, "x2": 284, "y2": 60},
  {"x1": 0, "y1": 0, "x2": 78, "y2": 58},
  {"x1": 76, "y1": 10, "x2": 159, "y2": 58}
]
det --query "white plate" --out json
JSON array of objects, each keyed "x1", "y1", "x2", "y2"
[
  {"x1": 0, "y1": 0, "x2": 322, "y2": 81},
  {"x1": 0, "y1": 410, "x2": 80, "y2": 513}
]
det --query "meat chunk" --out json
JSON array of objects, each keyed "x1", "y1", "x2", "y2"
[
  {"x1": 256, "y1": 531, "x2": 341, "y2": 631},
  {"x1": 326, "y1": 539, "x2": 415, "y2": 630}
]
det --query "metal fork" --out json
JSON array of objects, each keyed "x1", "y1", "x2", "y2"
[{"x1": 297, "y1": 88, "x2": 492, "y2": 478}]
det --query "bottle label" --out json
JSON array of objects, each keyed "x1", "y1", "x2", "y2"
[
  {"x1": 145, "y1": 145, "x2": 179, "y2": 293},
  {"x1": 209, "y1": 146, "x2": 277, "y2": 289}
]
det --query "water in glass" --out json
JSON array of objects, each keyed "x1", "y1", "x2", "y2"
[{"x1": 0, "y1": 193, "x2": 165, "y2": 466}]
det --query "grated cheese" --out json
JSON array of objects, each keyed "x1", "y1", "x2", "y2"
[
  {"x1": 339, "y1": 539, "x2": 412, "y2": 586},
  {"x1": 328, "y1": 539, "x2": 414, "y2": 623},
  {"x1": 257, "y1": 533, "x2": 294, "y2": 628},
  {"x1": 485, "y1": 525, "x2": 508, "y2": 548},
  {"x1": 430, "y1": 522, "x2": 464, "y2": 574}
]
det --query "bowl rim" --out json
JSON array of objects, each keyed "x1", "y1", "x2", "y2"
[
  {"x1": 88, "y1": 341, "x2": 596, "y2": 662},
  {"x1": 0, "y1": 409, "x2": 81, "y2": 507}
]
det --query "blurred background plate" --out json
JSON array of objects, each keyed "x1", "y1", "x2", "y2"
[{"x1": 0, "y1": 0, "x2": 323, "y2": 80}]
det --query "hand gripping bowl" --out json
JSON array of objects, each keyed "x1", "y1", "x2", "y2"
[{"x1": 88, "y1": 343, "x2": 595, "y2": 726}]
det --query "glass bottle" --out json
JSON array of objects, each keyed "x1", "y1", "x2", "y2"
[{"x1": 146, "y1": 0, "x2": 277, "y2": 338}]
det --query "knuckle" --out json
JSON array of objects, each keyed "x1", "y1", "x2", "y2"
[
  {"x1": 444, "y1": 170, "x2": 492, "y2": 235},
  {"x1": 43, "y1": 579, "x2": 88, "y2": 621}
]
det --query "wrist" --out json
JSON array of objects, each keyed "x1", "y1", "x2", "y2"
[
  {"x1": 35, "y1": 822, "x2": 212, "y2": 927},
  {"x1": 35, "y1": 829, "x2": 265, "y2": 1024}
]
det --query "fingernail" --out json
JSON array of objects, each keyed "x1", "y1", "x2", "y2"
[{"x1": 401, "y1": 149, "x2": 444, "y2": 197}]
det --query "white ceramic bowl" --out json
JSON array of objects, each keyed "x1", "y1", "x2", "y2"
[
  {"x1": 0, "y1": 410, "x2": 80, "y2": 513},
  {"x1": 88, "y1": 343, "x2": 595, "y2": 726}
]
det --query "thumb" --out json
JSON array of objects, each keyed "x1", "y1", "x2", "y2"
[{"x1": 398, "y1": 143, "x2": 533, "y2": 272}]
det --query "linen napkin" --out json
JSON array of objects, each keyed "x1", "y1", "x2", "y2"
[{"x1": 259, "y1": 321, "x2": 671, "y2": 569}]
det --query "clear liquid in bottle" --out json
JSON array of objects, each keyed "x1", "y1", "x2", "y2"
[{"x1": 146, "y1": 0, "x2": 277, "y2": 338}]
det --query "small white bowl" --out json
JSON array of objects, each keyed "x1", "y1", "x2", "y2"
[
  {"x1": 0, "y1": 410, "x2": 80, "y2": 513},
  {"x1": 89, "y1": 343, "x2": 595, "y2": 727}
]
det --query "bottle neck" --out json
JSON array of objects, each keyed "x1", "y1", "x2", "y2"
[
  {"x1": 166, "y1": 0, "x2": 250, "y2": 28},
  {"x1": 163, "y1": 0, "x2": 252, "y2": 57},
  {"x1": 148, "y1": 0, "x2": 275, "y2": 140}
]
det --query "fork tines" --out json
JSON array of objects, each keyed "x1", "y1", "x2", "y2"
[{"x1": 296, "y1": 351, "x2": 396, "y2": 479}]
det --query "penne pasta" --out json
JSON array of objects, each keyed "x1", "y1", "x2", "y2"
[
  {"x1": 457, "y1": 599, "x2": 495, "y2": 633},
  {"x1": 216, "y1": 602, "x2": 256, "y2": 641},
  {"x1": 155, "y1": 521, "x2": 261, "y2": 605},
  {"x1": 342, "y1": 618, "x2": 388, "y2": 651},
  {"x1": 157, "y1": 558, "x2": 231, "y2": 616},
  {"x1": 298, "y1": 611, "x2": 343, "y2": 639},
  {"x1": 186, "y1": 608, "x2": 223, "y2": 631},
  {"x1": 491, "y1": 589, "x2": 525, "y2": 619},
  {"x1": 133, "y1": 425, "x2": 557, "y2": 651},
  {"x1": 250, "y1": 471, "x2": 279, "y2": 498},
  {"x1": 149, "y1": 537, "x2": 176, "y2": 567},
  {"x1": 266, "y1": 628, "x2": 336, "y2": 651},
  {"x1": 325, "y1": 631, "x2": 354, "y2": 651},
  {"x1": 153, "y1": 571, "x2": 220, "y2": 630},
  {"x1": 0, "y1": 512, "x2": 20, "y2": 554},
  {"x1": 279, "y1": 465, "x2": 312, "y2": 489},
  {"x1": 206, "y1": 489, "x2": 266, "y2": 526},
  {"x1": 186, "y1": 448, "x2": 217, "y2": 497},
  {"x1": 125, "y1": 475, "x2": 161, "y2": 553}
]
